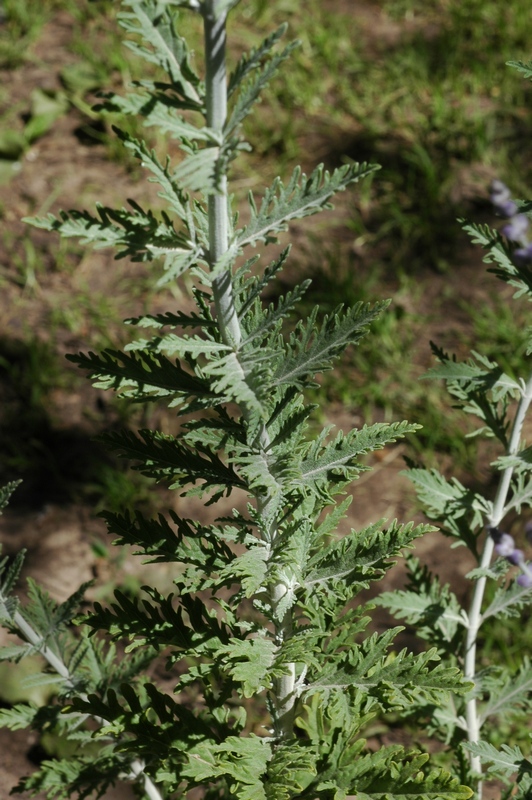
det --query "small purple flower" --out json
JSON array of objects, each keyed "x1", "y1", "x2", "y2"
[
  {"x1": 493, "y1": 199, "x2": 518, "y2": 218},
  {"x1": 491, "y1": 526, "x2": 532, "y2": 584},
  {"x1": 517, "y1": 572, "x2": 532, "y2": 588},
  {"x1": 507, "y1": 549, "x2": 525, "y2": 566},
  {"x1": 490, "y1": 179, "x2": 512, "y2": 204},
  {"x1": 490, "y1": 180, "x2": 532, "y2": 263},
  {"x1": 493, "y1": 532, "x2": 515, "y2": 557},
  {"x1": 513, "y1": 243, "x2": 532, "y2": 266},
  {"x1": 502, "y1": 214, "x2": 529, "y2": 242}
]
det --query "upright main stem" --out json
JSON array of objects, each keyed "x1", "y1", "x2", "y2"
[
  {"x1": 464, "y1": 373, "x2": 532, "y2": 798},
  {"x1": 202, "y1": 0, "x2": 296, "y2": 739},
  {"x1": 203, "y1": 3, "x2": 240, "y2": 348}
]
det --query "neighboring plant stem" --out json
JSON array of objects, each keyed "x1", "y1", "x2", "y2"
[
  {"x1": 10, "y1": 608, "x2": 164, "y2": 800},
  {"x1": 464, "y1": 372, "x2": 532, "y2": 796}
]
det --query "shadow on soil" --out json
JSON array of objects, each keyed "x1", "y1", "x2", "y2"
[{"x1": 0, "y1": 335, "x2": 111, "y2": 509}]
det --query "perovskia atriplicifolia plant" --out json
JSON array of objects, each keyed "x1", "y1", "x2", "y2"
[
  {"x1": 376, "y1": 103, "x2": 532, "y2": 799},
  {"x1": 0, "y1": 2, "x2": 473, "y2": 798}
]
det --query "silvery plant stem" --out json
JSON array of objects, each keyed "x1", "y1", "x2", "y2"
[
  {"x1": 464, "y1": 371, "x2": 532, "y2": 798},
  {"x1": 203, "y1": 2, "x2": 239, "y2": 348},
  {"x1": 11, "y1": 609, "x2": 163, "y2": 800},
  {"x1": 202, "y1": 0, "x2": 296, "y2": 739},
  {"x1": 12, "y1": 609, "x2": 76, "y2": 688}
]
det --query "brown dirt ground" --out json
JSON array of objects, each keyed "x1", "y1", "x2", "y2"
[{"x1": 0, "y1": 2, "x2": 516, "y2": 799}]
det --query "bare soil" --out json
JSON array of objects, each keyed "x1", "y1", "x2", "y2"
[{"x1": 0, "y1": 2, "x2": 512, "y2": 798}]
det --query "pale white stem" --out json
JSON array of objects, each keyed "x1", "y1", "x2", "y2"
[
  {"x1": 128, "y1": 760, "x2": 164, "y2": 800},
  {"x1": 12, "y1": 609, "x2": 74, "y2": 684},
  {"x1": 464, "y1": 372, "x2": 532, "y2": 798},
  {"x1": 201, "y1": 0, "x2": 296, "y2": 739},
  {"x1": 203, "y1": 1, "x2": 240, "y2": 349},
  {"x1": 270, "y1": 583, "x2": 296, "y2": 738},
  {"x1": 9, "y1": 608, "x2": 163, "y2": 800}
]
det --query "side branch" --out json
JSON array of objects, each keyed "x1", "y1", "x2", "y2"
[
  {"x1": 464, "y1": 371, "x2": 532, "y2": 792},
  {"x1": 8, "y1": 607, "x2": 164, "y2": 800}
]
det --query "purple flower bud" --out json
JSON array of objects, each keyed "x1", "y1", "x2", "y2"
[
  {"x1": 490, "y1": 179, "x2": 512, "y2": 204},
  {"x1": 513, "y1": 243, "x2": 532, "y2": 266},
  {"x1": 502, "y1": 214, "x2": 529, "y2": 242},
  {"x1": 493, "y1": 199, "x2": 518, "y2": 218},
  {"x1": 508, "y1": 548, "x2": 525, "y2": 566},
  {"x1": 493, "y1": 532, "x2": 515, "y2": 557},
  {"x1": 517, "y1": 572, "x2": 532, "y2": 588}
]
